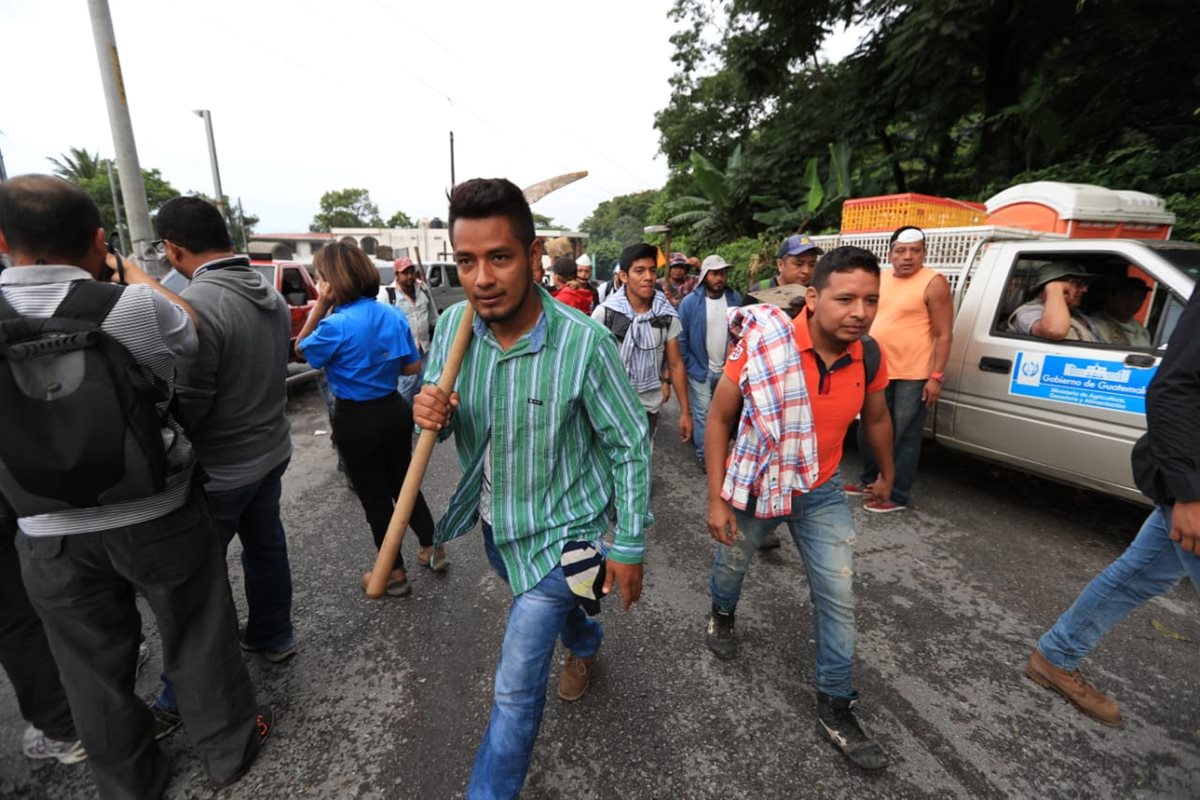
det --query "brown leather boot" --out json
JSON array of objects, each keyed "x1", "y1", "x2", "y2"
[
  {"x1": 1025, "y1": 648, "x2": 1122, "y2": 727},
  {"x1": 557, "y1": 651, "x2": 596, "y2": 702}
]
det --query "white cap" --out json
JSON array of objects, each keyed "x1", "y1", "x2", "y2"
[
  {"x1": 895, "y1": 227, "x2": 925, "y2": 244},
  {"x1": 699, "y1": 254, "x2": 730, "y2": 282},
  {"x1": 575, "y1": 253, "x2": 592, "y2": 267}
]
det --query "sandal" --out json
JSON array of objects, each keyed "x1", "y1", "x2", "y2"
[
  {"x1": 385, "y1": 569, "x2": 412, "y2": 597},
  {"x1": 418, "y1": 545, "x2": 450, "y2": 572},
  {"x1": 360, "y1": 569, "x2": 412, "y2": 597}
]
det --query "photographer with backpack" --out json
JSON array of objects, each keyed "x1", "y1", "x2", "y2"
[{"x1": 0, "y1": 175, "x2": 271, "y2": 799}]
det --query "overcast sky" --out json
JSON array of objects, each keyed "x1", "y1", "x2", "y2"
[{"x1": 1, "y1": 1, "x2": 864, "y2": 233}]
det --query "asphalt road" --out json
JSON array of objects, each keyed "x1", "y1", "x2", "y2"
[{"x1": 3, "y1": 384, "x2": 1199, "y2": 799}]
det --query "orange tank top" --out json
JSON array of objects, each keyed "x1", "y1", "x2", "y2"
[{"x1": 872, "y1": 266, "x2": 937, "y2": 380}]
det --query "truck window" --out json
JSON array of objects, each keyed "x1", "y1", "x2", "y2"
[{"x1": 991, "y1": 253, "x2": 1170, "y2": 350}]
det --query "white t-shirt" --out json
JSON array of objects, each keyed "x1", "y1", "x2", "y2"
[
  {"x1": 705, "y1": 295, "x2": 728, "y2": 374},
  {"x1": 479, "y1": 439, "x2": 492, "y2": 524}
]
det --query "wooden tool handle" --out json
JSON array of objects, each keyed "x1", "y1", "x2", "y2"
[{"x1": 366, "y1": 305, "x2": 475, "y2": 598}]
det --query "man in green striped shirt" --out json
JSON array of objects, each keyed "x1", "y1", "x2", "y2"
[{"x1": 413, "y1": 178, "x2": 651, "y2": 800}]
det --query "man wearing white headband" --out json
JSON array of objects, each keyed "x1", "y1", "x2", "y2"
[{"x1": 850, "y1": 225, "x2": 952, "y2": 513}]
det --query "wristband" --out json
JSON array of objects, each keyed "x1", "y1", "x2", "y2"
[{"x1": 930, "y1": 371, "x2": 945, "y2": 383}]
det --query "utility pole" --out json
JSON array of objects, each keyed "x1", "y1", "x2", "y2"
[
  {"x1": 0, "y1": 144, "x2": 8, "y2": 182},
  {"x1": 237, "y1": 196, "x2": 249, "y2": 252},
  {"x1": 449, "y1": 130, "x2": 456, "y2": 191},
  {"x1": 194, "y1": 110, "x2": 224, "y2": 212},
  {"x1": 87, "y1": 0, "x2": 156, "y2": 270},
  {"x1": 106, "y1": 159, "x2": 129, "y2": 253}
]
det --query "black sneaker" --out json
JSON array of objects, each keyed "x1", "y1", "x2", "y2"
[
  {"x1": 706, "y1": 607, "x2": 738, "y2": 661},
  {"x1": 816, "y1": 694, "x2": 888, "y2": 770},
  {"x1": 211, "y1": 704, "x2": 274, "y2": 790},
  {"x1": 240, "y1": 639, "x2": 298, "y2": 664},
  {"x1": 151, "y1": 704, "x2": 182, "y2": 741}
]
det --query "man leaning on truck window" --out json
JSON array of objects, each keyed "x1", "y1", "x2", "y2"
[
  {"x1": 1025, "y1": 283, "x2": 1200, "y2": 728},
  {"x1": 851, "y1": 226, "x2": 953, "y2": 513},
  {"x1": 1007, "y1": 262, "x2": 1100, "y2": 342}
]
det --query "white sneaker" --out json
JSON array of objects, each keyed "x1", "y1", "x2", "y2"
[{"x1": 22, "y1": 726, "x2": 87, "y2": 765}]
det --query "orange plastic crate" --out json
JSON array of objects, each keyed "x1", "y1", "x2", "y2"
[{"x1": 841, "y1": 193, "x2": 987, "y2": 233}]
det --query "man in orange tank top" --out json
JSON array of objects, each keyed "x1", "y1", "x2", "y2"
[{"x1": 852, "y1": 226, "x2": 953, "y2": 512}]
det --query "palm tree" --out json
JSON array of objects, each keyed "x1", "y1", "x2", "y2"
[{"x1": 47, "y1": 148, "x2": 104, "y2": 182}]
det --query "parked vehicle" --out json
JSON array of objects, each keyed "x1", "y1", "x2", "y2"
[
  {"x1": 813, "y1": 183, "x2": 1197, "y2": 505},
  {"x1": 424, "y1": 262, "x2": 466, "y2": 311},
  {"x1": 160, "y1": 259, "x2": 317, "y2": 361}
]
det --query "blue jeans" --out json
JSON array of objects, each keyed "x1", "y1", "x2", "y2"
[
  {"x1": 1038, "y1": 505, "x2": 1200, "y2": 671},
  {"x1": 859, "y1": 379, "x2": 927, "y2": 505},
  {"x1": 397, "y1": 358, "x2": 425, "y2": 410},
  {"x1": 157, "y1": 459, "x2": 294, "y2": 712},
  {"x1": 687, "y1": 370, "x2": 723, "y2": 460},
  {"x1": 709, "y1": 476, "x2": 858, "y2": 698},
  {"x1": 469, "y1": 523, "x2": 603, "y2": 800}
]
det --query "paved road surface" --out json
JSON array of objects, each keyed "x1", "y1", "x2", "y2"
[{"x1": 4, "y1": 384, "x2": 1198, "y2": 798}]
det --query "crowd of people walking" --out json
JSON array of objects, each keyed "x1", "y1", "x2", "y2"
[{"x1": 1, "y1": 173, "x2": 1198, "y2": 800}]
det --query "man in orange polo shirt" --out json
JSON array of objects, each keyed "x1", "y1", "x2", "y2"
[
  {"x1": 851, "y1": 225, "x2": 953, "y2": 513},
  {"x1": 704, "y1": 246, "x2": 895, "y2": 770}
]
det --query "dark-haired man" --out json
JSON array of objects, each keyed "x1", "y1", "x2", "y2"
[
  {"x1": 412, "y1": 178, "x2": 650, "y2": 799},
  {"x1": 0, "y1": 176, "x2": 269, "y2": 797},
  {"x1": 704, "y1": 246, "x2": 894, "y2": 771},
  {"x1": 593, "y1": 242, "x2": 692, "y2": 448},
  {"x1": 852, "y1": 226, "x2": 953, "y2": 513},
  {"x1": 149, "y1": 195, "x2": 296, "y2": 732}
]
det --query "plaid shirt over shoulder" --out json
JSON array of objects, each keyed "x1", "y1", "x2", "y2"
[{"x1": 720, "y1": 304, "x2": 819, "y2": 518}]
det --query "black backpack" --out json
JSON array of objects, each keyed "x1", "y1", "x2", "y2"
[
  {"x1": 860, "y1": 333, "x2": 881, "y2": 386},
  {"x1": 0, "y1": 281, "x2": 169, "y2": 516},
  {"x1": 602, "y1": 307, "x2": 673, "y2": 343}
]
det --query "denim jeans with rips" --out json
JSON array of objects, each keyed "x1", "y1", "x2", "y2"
[
  {"x1": 859, "y1": 378, "x2": 927, "y2": 505},
  {"x1": 467, "y1": 522, "x2": 603, "y2": 800},
  {"x1": 687, "y1": 370, "x2": 723, "y2": 460},
  {"x1": 709, "y1": 475, "x2": 859, "y2": 698},
  {"x1": 1038, "y1": 505, "x2": 1200, "y2": 671}
]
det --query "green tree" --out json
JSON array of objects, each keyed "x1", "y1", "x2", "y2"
[
  {"x1": 47, "y1": 147, "x2": 104, "y2": 181},
  {"x1": 310, "y1": 188, "x2": 384, "y2": 232},
  {"x1": 656, "y1": 0, "x2": 1200, "y2": 237},
  {"x1": 73, "y1": 165, "x2": 180, "y2": 246},
  {"x1": 532, "y1": 212, "x2": 557, "y2": 229},
  {"x1": 579, "y1": 190, "x2": 660, "y2": 242},
  {"x1": 386, "y1": 210, "x2": 414, "y2": 228}
]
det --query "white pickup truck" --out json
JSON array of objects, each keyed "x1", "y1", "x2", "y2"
[{"x1": 813, "y1": 225, "x2": 1200, "y2": 505}]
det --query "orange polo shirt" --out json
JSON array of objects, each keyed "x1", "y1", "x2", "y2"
[{"x1": 725, "y1": 311, "x2": 889, "y2": 488}]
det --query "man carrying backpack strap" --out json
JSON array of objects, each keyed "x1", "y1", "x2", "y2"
[
  {"x1": 0, "y1": 175, "x2": 270, "y2": 799},
  {"x1": 703, "y1": 246, "x2": 895, "y2": 771}
]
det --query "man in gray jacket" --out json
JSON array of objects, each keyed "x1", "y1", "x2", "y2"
[{"x1": 149, "y1": 196, "x2": 296, "y2": 732}]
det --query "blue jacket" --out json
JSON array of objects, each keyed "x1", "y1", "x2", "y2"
[{"x1": 678, "y1": 284, "x2": 742, "y2": 382}]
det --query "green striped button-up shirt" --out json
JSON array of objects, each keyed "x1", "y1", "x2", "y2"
[{"x1": 423, "y1": 286, "x2": 652, "y2": 595}]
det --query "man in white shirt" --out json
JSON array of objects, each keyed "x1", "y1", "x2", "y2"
[
  {"x1": 678, "y1": 255, "x2": 742, "y2": 470},
  {"x1": 387, "y1": 257, "x2": 439, "y2": 407}
]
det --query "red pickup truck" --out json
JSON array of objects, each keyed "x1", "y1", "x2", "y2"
[{"x1": 160, "y1": 259, "x2": 318, "y2": 361}]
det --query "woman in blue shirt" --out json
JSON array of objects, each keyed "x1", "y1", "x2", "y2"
[{"x1": 296, "y1": 242, "x2": 445, "y2": 597}]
